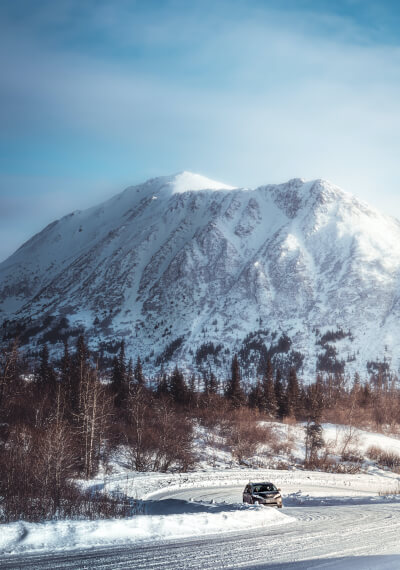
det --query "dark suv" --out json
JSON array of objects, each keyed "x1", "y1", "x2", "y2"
[{"x1": 243, "y1": 482, "x2": 283, "y2": 508}]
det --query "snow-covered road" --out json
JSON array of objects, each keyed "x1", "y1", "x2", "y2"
[{"x1": 2, "y1": 477, "x2": 400, "y2": 569}]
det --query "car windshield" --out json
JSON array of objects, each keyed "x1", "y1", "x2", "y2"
[{"x1": 252, "y1": 484, "x2": 276, "y2": 493}]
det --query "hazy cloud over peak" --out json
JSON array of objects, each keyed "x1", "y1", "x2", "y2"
[{"x1": 1, "y1": 0, "x2": 400, "y2": 261}]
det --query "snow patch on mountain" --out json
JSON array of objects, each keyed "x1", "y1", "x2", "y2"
[{"x1": 168, "y1": 171, "x2": 236, "y2": 194}]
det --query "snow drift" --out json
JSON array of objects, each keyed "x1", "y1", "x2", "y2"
[{"x1": 0, "y1": 504, "x2": 292, "y2": 555}]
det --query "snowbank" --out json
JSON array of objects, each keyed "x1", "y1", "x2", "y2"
[{"x1": 0, "y1": 505, "x2": 293, "y2": 555}]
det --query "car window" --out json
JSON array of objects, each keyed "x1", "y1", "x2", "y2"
[{"x1": 253, "y1": 484, "x2": 277, "y2": 493}]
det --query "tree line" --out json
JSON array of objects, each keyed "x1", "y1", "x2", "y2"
[{"x1": 1, "y1": 334, "x2": 400, "y2": 522}]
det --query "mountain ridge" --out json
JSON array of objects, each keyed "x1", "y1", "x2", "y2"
[{"x1": 1, "y1": 172, "x2": 400, "y2": 380}]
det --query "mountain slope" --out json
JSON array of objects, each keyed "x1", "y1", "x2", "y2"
[{"x1": 1, "y1": 171, "x2": 400, "y2": 379}]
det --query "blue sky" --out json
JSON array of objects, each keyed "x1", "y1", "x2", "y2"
[{"x1": 1, "y1": 0, "x2": 400, "y2": 261}]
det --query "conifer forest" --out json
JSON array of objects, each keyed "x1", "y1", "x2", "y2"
[{"x1": 1, "y1": 333, "x2": 399, "y2": 523}]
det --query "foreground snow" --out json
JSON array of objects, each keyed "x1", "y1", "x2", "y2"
[{"x1": 0, "y1": 503, "x2": 292, "y2": 555}]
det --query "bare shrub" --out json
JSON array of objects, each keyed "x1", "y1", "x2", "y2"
[
  {"x1": 283, "y1": 416, "x2": 297, "y2": 426},
  {"x1": 338, "y1": 425, "x2": 361, "y2": 461},
  {"x1": 303, "y1": 424, "x2": 364, "y2": 473},
  {"x1": 203, "y1": 431, "x2": 226, "y2": 451},
  {"x1": 270, "y1": 431, "x2": 295, "y2": 456},
  {"x1": 379, "y1": 482, "x2": 400, "y2": 496},
  {"x1": 196, "y1": 396, "x2": 232, "y2": 430},
  {"x1": 341, "y1": 450, "x2": 363, "y2": 463},
  {"x1": 121, "y1": 393, "x2": 196, "y2": 473},
  {"x1": 305, "y1": 455, "x2": 336, "y2": 471},
  {"x1": 273, "y1": 460, "x2": 292, "y2": 470},
  {"x1": 329, "y1": 461, "x2": 362, "y2": 474},
  {"x1": 304, "y1": 451, "x2": 362, "y2": 474},
  {"x1": 152, "y1": 401, "x2": 195, "y2": 472},
  {"x1": 0, "y1": 422, "x2": 132, "y2": 522},
  {"x1": 122, "y1": 386, "x2": 156, "y2": 471},
  {"x1": 367, "y1": 445, "x2": 400, "y2": 472},
  {"x1": 367, "y1": 445, "x2": 382, "y2": 461},
  {"x1": 224, "y1": 409, "x2": 272, "y2": 463}
]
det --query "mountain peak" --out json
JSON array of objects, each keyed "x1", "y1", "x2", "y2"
[
  {"x1": 170, "y1": 171, "x2": 236, "y2": 193},
  {"x1": 271, "y1": 177, "x2": 354, "y2": 211},
  {"x1": 146, "y1": 171, "x2": 236, "y2": 195}
]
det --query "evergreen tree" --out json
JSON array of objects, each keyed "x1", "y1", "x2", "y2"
[
  {"x1": 360, "y1": 382, "x2": 372, "y2": 408},
  {"x1": 351, "y1": 372, "x2": 361, "y2": 403},
  {"x1": 0, "y1": 339, "x2": 20, "y2": 412},
  {"x1": 37, "y1": 344, "x2": 57, "y2": 396},
  {"x1": 118, "y1": 340, "x2": 127, "y2": 380},
  {"x1": 60, "y1": 340, "x2": 73, "y2": 417},
  {"x1": 304, "y1": 421, "x2": 324, "y2": 466},
  {"x1": 208, "y1": 372, "x2": 219, "y2": 395},
  {"x1": 71, "y1": 334, "x2": 90, "y2": 414},
  {"x1": 261, "y1": 358, "x2": 278, "y2": 417},
  {"x1": 134, "y1": 356, "x2": 145, "y2": 386},
  {"x1": 305, "y1": 374, "x2": 324, "y2": 422},
  {"x1": 60, "y1": 340, "x2": 71, "y2": 387},
  {"x1": 111, "y1": 340, "x2": 128, "y2": 407},
  {"x1": 316, "y1": 373, "x2": 324, "y2": 397},
  {"x1": 286, "y1": 367, "x2": 300, "y2": 419},
  {"x1": 248, "y1": 379, "x2": 263, "y2": 410},
  {"x1": 332, "y1": 371, "x2": 345, "y2": 407},
  {"x1": 274, "y1": 368, "x2": 286, "y2": 419},
  {"x1": 225, "y1": 354, "x2": 245, "y2": 408},
  {"x1": 127, "y1": 358, "x2": 133, "y2": 389},
  {"x1": 75, "y1": 335, "x2": 89, "y2": 374},
  {"x1": 204, "y1": 371, "x2": 219, "y2": 396},
  {"x1": 156, "y1": 371, "x2": 170, "y2": 398},
  {"x1": 188, "y1": 373, "x2": 196, "y2": 402},
  {"x1": 203, "y1": 371, "x2": 209, "y2": 395},
  {"x1": 170, "y1": 365, "x2": 188, "y2": 405}
]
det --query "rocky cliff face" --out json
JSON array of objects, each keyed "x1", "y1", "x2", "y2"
[{"x1": 2, "y1": 171, "x2": 400, "y2": 379}]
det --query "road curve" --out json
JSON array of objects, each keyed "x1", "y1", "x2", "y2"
[{"x1": 2, "y1": 485, "x2": 400, "y2": 569}]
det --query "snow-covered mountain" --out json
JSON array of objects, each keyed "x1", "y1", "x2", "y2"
[{"x1": 1, "y1": 171, "x2": 400, "y2": 379}]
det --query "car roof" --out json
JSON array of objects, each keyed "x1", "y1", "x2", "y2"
[{"x1": 249, "y1": 482, "x2": 274, "y2": 486}]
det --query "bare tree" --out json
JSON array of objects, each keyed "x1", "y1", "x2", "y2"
[
  {"x1": 124, "y1": 386, "x2": 154, "y2": 471},
  {"x1": 74, "y1": 367, "x2": 110, "y2": 479}
]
